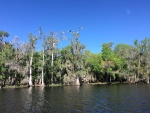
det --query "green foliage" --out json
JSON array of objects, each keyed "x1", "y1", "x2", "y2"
[
  {"x1": 0, "y1": 29, "x2": 150, "y2": 86},
  {"x1": 0, "y1": 42, "x2": 15, "y2": 82},
  {"x1": 0, "y1": 31, "x2": 9, "y2": 38}
]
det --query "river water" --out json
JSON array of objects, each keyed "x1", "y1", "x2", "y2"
[{"x1": 0, "y1": 84, "x2": 150, "y2": 113}]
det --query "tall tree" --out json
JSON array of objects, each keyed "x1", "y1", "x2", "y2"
[
  {"x1": 0, "y1": 42, "x2": 14, "y2": 86},
  {"x1": 5, "y1": 36, "x2": 25, "y2": 85},
  {"x1": 44, "y1": 31, "x2": 65, "y2": 84},
  {"x1": 140, "y1": 38, "x2": 150, "y2": 83},
  {"x1": 26, "y1": 33, "x2": 39, "y2": 86},
  {"x1": 0, "y1": 31, "x2": 10, "y2": 87},
  {"x1": 114, "y1": 44, "x2": 131, "y2": 81},
  {"x1": 68, "y1": 27, "x2": 85, "y2": 85},
  {"x1": 39, "y1": 27, "x2": 45, "y2": 86},
  {"x1": 101, "y1": 42, "x2": 115, "y2": 83}
]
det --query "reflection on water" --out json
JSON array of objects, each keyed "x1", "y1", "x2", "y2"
[
  {"x1": 25, "y1": 87, "x2": 45, "y2": 113},
  {"x1": 25, "y1": 87, "x2": 32, "y2": 112},
  {"x1": 0, "y1": 84, "x2": 150, "y2": 113}
]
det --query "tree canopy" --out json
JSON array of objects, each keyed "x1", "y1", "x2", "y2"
[{"x1": 0, "y1": 29, "x2": 150, "y2": 87}]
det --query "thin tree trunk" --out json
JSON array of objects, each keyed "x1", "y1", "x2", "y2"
[
  {"x1": 8, "y1": 76, "x2": 11, "y2": 85},
  {"x1": 110, "y1": 75, "x2": 111, "y2": 83},
  {"x1": 51, "y1": 52, "x2": 54, "y2": 84},
  {"x1": 41, "y1": 50, "x2": 45, "y2": 86},
  {"x1": 51, "y1": 42, "x2": 55, "y2": 84},
  {"x1": 147, "y1": 76, "x2": 149, "y2": 84},
  {"x1": 134, "y1": 74, "x2": 136, "y2": 83},
  {"x1": 147, "y1": 78, "x2": 149, "y2": 84},
  {"x1": 29, "y1": 53, "x2": 33, "y2": 86},
  {"x1": 137, "y1": 57, "x2": 140, "y2": 80},
  {"x1": 147, "y1": 70, "x2": 149, "y2": 84}
]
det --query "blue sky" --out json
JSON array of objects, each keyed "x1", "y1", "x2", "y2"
[{"x1": 0, "y1": 0, "x2": 150, "y2": 53}]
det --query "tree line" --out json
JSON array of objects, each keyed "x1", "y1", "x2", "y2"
[{"x1": 0, "y1": 28, "x2": 150, "y2": 87}]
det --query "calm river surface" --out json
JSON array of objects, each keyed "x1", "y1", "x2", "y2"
[{"x1": 0, "y1": 84, "x2": 150, "y2": 113}]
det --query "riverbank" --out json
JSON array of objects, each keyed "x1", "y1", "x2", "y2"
[
  {"x1": 1, "y1": 81, "x2": 149, "y2": 89},
  {"x1": 89, "y1": 82, "x2": 129, "y2": 85}
]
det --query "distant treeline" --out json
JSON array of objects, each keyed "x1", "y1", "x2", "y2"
[{"x1": 0, "y1": 29, "x2": 150, "y2": 87}]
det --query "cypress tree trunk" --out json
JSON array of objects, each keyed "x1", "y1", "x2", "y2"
[
  {"x1": 110, "y1": 74, "x2": 111, "y2": 83},
  {"x1": 51, "y1": 42, "x2": 55, "y2": 84},
  {"x1": 134, "y1": 74, "x2": 136, "y2": 83},
  {"x1": 41, "y1": 50, "x2": 45, "y2": 86},
  {"x1": 137, "y1": 57, "x2": 140, "y2": 82},
  {"x1": 51, "y1": 52, "x2": 54, "y2": 84},
  {"x1": 147, "y1": 77, "x2": 149, "y2": 84},
  {"x1": 147, "y1": 70, "x2": 149, "y2": 84},
  {"x1": 29, "y1": 53, "x2": 33, "y2": 86}
]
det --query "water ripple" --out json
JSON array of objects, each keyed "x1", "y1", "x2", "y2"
[{"x1": 0, "y1": 84, "x2": 150, "y2": 113}]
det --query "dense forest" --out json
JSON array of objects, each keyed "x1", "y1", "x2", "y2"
[{"x1": 0, "y1": 28, "x2": 150, "y2": 88}]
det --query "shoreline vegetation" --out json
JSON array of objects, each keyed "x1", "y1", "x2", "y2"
[
  {"x1": 0, "y1": 29, "x2": 150, "y2": 88},
  {"x1": 1, "y1": 81, "x2": 149, "y2": 89}
]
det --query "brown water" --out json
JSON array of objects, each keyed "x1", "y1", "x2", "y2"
[{"x1": 0, "y1": 84, "x2": 150, "y2": 113}]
